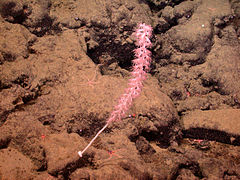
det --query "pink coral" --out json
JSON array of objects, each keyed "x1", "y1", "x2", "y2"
[
  {"x1": 107, "y1": 23, "x2": 152, "y2": 123},
  {"x1": 107, "y1": 24, "x2": 152, "y2": 123},
  {"x1": 78, "y1": 23, "x2": 152, "y2": 157}
]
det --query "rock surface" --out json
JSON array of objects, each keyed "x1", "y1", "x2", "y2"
[{"x1": 0, "y1": 0, "x2": 240, "y2": 179}]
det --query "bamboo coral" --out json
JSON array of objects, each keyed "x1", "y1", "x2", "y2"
[{"x1": 78, "y1": 23, "x2": 152, "y2": 157}]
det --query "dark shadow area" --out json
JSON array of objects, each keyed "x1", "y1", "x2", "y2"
[{"x1": 183, "y1": 128, "x2": 240, "y2": 146}]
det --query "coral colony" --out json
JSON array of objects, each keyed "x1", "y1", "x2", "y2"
[{"x1": 78, "y1": 23, "x2": 153, "y2": 157}]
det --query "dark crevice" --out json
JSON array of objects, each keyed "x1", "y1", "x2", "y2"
[
  {"x1": 145, "y1": 0, "x2": 186, "y2": 13},
  {"x1": 0, "y1": 81, "x2": 12, "y2": 91},
  {"x1": 0, "y1": 2, "x2": 28, "y2": 24},
  {"x1": 67, "y1": 112, "x2": 108, "y2": 138},
  {"x1": 0, "y1": 110, "x2": 12, "y2": 127},
  {"x1": 51, "y1": 154, "x2": 95, "y2": 179},
  {"x1": 30, "y1": 15, "x2": 54, "y2": 37},
  {"x1": 12, "y1": 74, "x2": 30, "y2": 88},
  {"x1": 0, "y1": 131, "x2": 11, "y2": 149},
  {"x1": 86, "y1": 24, "x2": 135, "y2": 71},
  {"x1": 11, "y1": 75, "x2": 42, "y2": 105},
  {"x1": 140, "y1": 125, "x2": 171, "y2": 148},
  {"x1": 37, "y1": 114, "x2": 55, "y2": 126},
  {"x1": 0, "y1": 2, "x2": 62, "y2": 37},
  {"x1": 1, "y1": 52, "x2": 16, "y2": 63},
  {"x1": 201, "y1": 78, "x2": 221, "y2": 94},
  {"x1": 183, "y1": 128, "x2": 240, "y2": 146},
  {"x1": 171, "y1": 161, "x2": 204, "y2": 180}
]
